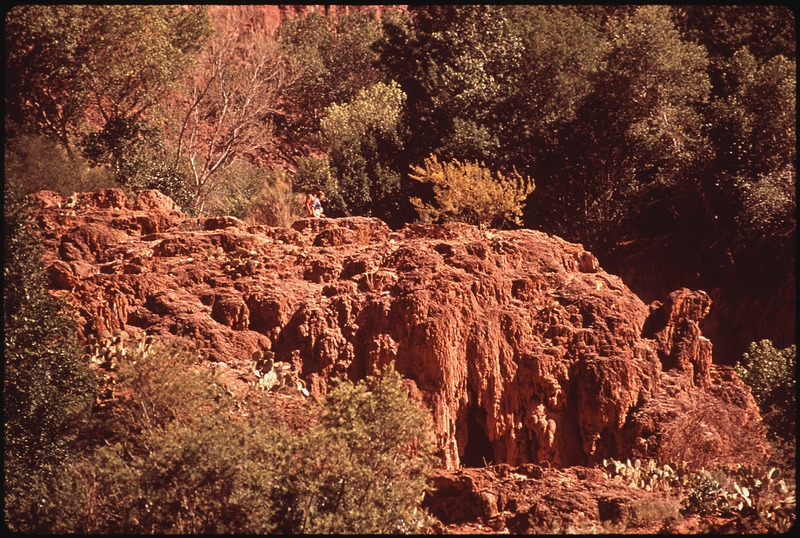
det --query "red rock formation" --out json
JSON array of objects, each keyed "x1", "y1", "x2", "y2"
[{"x1": 30, "y1": 189, "x2": 768, "y2": 470}]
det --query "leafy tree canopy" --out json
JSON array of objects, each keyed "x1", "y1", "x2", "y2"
[
  {"x1": 734, "y1": 340, "x2": 796, "y2": 444},
  {"x1": 320, "y1": 81, "x2": 407, "y2": 220},
  {"x1": 277, "y1": 8, "x2": 388, "y2": 150},
  {"x1": 4, "y1": 5, "x2": 212, "y2": 159}
]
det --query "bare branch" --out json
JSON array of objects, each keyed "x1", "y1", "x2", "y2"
[{"x1": 169, "y1": 26, "x2": 297, "y2": 213}]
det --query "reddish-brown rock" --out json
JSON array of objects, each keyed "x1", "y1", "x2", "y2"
[{"x1": 30, "y1": 189, "x2": 768, "y2": 472}]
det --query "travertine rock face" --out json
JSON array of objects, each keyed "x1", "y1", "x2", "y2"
[{"x1": 30, "y1": 189, "x2": 765, "y2": 470}]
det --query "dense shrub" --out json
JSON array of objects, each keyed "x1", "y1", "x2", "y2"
[
  {"x1": 272, "y1": 366, "x2": 437, "y2": 534},
  {"x1": 3, "y1": 184, "x2": 97, "y2": 532},
  {"x1": 4, "y1": 130, "x2": 115, "y2": 196},
  {"x1": 734, "y1": 339, "x2": 796, "y2": 444},
  {"x1": 43, "y1": 337, "x2": 288, "y2": 533},
  {"x1": 17, "y1": 330, "x2": 437, "y2": 533},
  {"x1": 410, "y1": 154, "x2": 534, "y2": 228}
]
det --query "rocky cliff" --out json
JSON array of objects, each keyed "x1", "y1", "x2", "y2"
[{"x1": 31, "y1": 188, "x2": 767, "y2": 473}]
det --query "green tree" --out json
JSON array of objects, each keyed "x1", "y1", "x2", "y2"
[
  {"x1": 706, "y1": 50, "x2": 796, "y2": 253},
  {"x1": 377, "y1": 6, "x2": 522, "y2": 170},
  {"x1": 497, "y1": 5, "x2": 608, "y2": 175},
  {"x1": 3, "y1": 184, "x2": 97, "y2": 532},
  {"x1": 546, "y1": 6, "x2": 711, "y2": 251},
  {"x1": 277, "y1": 8, "x2": 388, "y2": 153},
  {"x1": 677, "y1": 5, "x2": 795, "y2": 70},
  {"x1": 33, "y1": 339, "x2": 436, "y2": 534},
  {"x1": 292, "y1": 155, "x2": 344, "y2": 212},
  {"x1": 409, "y1": 154, "x2": 534, "y2": 228},
  {"x1": 4, "y1": 5, "x2": 212, "y2": 163},
  {"x1": 320, "y1": 80, "x2": 407, "y2": 222},
  {"x1": 734, "y1": 340, "x2": 796, "y2": 444},
  {"x1": 4, "y1": 6, "x2": 90, "y2": 158}
]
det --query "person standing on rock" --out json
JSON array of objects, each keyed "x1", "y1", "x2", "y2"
[{"x1": 305, "y1": 188, "x2": 325, "y2": 218}]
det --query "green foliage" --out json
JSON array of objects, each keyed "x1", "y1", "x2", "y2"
[
  {"x1": 74, "y1": 412, "x2": 285, "y2": 534},
  {"x1": 3, "y1": 184, "x2": 97, "y2": 531},
  {"x1": 80, "y1": 118, "x2": 153, "y2": 180},
  {"x1": 4, "y1": 5, "x2": 212, "y2": 158},
  {"x1": 320, "y1": 81, "x2": 407, "y2": 221},
  {"x1": 707, "y1": 50, "x2": 796, "y2": 255},
  {"x1": 321, "y1": 81, "x2": 406, "y2": 146},
  {"x1": 734, "y1": 340, "x2": 796, "y2": 443},
  {"x1": 547, "y1": 5, "x2": 711, "y2": 249},
  {"x1": 10, "y1": 329, "x2": 437, "y2": 533},
  {"x1": 679, "y1": 5, "x2": 796, "y2": 65},
  {"x1": 501, "y1": 6, "x2": 607, "y2": 152},
  {"x1": 293, "y1": 155, "x2": 336, "y2": 197},
  {"x1": 733, "y1": 167, "x2": 795, "y2": 245},
  {"x1": 3, "y1": 130, "x2": 116, "y2": 196},
  {"x1": 377, "y1": 6, "x2": 522, "y2": 169},
  {"x1": 410, "y1": 154, "x2": 534, "y2": 228},
  {"x1": 682, "y1": 469, "x2": 729, "y2": 516},
  {"x1": 45, "y1": 336, "x2": 286, "y2": 533},
  {"x1": 243, "y1": 167, "x2": 305, "y2": 227},
  {"x1": 277, "y1": 8, "x2": 388, "y2": 149},
  {"x1": 102, "y1": 338, "x2": 218, "y2": 437},
  {"x1": 437, "y1": 117, "x2": 502, "y2": 166},
  {"x1": 680, "y1": 465, "x2": 796, "y2": 531},
  {"x1": 5, "y1": 6, "x2": 209, "y2": 206},
  {"x1": 129, "y1": 161, "x2": 196, "y2": 215},
  {"x1": 273, "y1": 365, "x2": 437, "y2": 534},
  {"x1": 291, "y1": 155, "x2": 351, "y2": 220},
  {"x1": 4, "y1": 5, "x2": 91, "y2": 154}
]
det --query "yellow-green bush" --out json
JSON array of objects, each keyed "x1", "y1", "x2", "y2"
[{"x1": 409, "y1": 154, "x2": 534, "y2": 228}]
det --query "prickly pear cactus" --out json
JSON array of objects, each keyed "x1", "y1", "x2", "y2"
[
  {"x1": 222, "y1": 247, "x2": 264, "y2": 278},
  {"x1": 83, "y1": 329, "x2": 131, "y2": 370},
  {"x1": 251, "y1": 349, "x2": 309, "y2": 397},
  {"x1": 600, "y1": 458, "x2": 689, "y2": 492}
]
